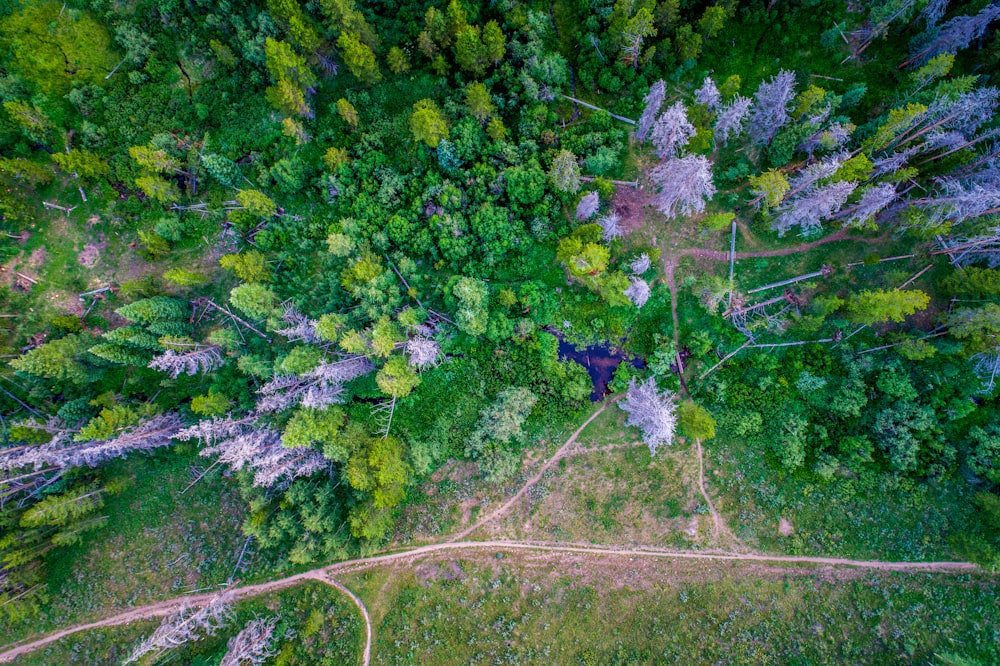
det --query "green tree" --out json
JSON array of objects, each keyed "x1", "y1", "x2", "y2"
[
  {"x1": 549, "y1": 150, "x2": 581, "y2": 194},
  {"x1": 191, "y1": 390, "x2": 232, "y2": 416},
  {"x1": 387, "y1": 46, "x2": 410, "y2": 73},
  {"x1": 0, "y1": 1, "x2": 117, "y2": 94},
  {"x1": 452, "y1": 277, "x2": 489, "y2": 335},
  {"x1": 748, "y1": 169, "x2": 789, "y2": 209},
  {"x1": 336, "y1": 98, "x2": 359, "y2": 129},
  {"x1": 11, "y1": 334, "x2": 90, "y2": 385},
  {"x1": 376, "y1": 356, "x2": 420, "y2": 398},
  {"x1": 3, "y1": 101, "x2": 52, "y2": 144},
  {"x1": 465, "y1": 81, "x2": 496, "y2": 123},
  {"x1": 482, "y1": 20, "x2": 506, "y2": 65},
  {"x1": 264, "y1": 38, "x2": 317, "y2": 117},
  {"x1": 220, "y1": 251, "x2": 272, "y2": 282},
  {"x1": 845, "y1": 290, "x2": 930, "y2": 324},
  {"x1": 697, "y1": 5, "x2": 727, "y2": 39},
  {"x1": 678, "y1": 402, "x2": 716, "y2": 440},
  {"x1": 410, "y1": 99, "x2": 449, "y2": 148},
  {"x1": 455, "y1": 25, "x2": 488, "y2": 76},
  {"x1": 230, "y1": 284, "x2": 281, "y2": 320},
  {"x1": 337, "y1": 32, "x2": 381, "y2": 85},
  {"x1": 283, "y1": 407, "x2": 348, "y2": 457}
]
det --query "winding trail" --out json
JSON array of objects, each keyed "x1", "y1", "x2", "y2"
[{"x1": 317, "y1": 574, "x2": 372, "y2": 666}]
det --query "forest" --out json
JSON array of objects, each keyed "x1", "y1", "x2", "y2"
[{"x1": 1, "y1": 0, "x2": 999, "y2": 663}]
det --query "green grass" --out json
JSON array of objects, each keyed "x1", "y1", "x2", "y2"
[
  {"x1": 345, "y1": 552, "x2": 1000, "y2": 665},
  {"x1": 11, "y1": 581, "x2": 362, "y2": 666},
  {"x1": 495, "y1": 407, "x2": 705, "y2": 546},
  {"x1": 708, "y1": 429, "x2": 983, "y2": 562}
]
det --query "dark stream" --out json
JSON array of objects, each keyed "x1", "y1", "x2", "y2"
[{"x1": 557, "y1": 338, "x2": 646, "y2": 402}]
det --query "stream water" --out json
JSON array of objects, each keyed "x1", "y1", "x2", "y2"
[{"x1": 557, "y1": 339, "x2": 646, "y2": 402}]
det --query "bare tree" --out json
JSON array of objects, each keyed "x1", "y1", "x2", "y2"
[
  {"x1": 630, "y1": 253, "x2": 651, "y2": 274},
  {"x1": 904, "y1": 4, "x2": 1000, "y2": 67},
  {"x1": 576, "y1": 191, "x2": 600, "y2": 220},
  {"x1": 178, "y1": 419, "x2": 330, "y2": 490},
  {"x1": 922, "y1": 0, "x2": 950, "y2": 27},
  {"x1": 651, "y1": 102, "x2": 696, "y2": 159},
  {"x1": 149, "y1": 346, "x2": 223, "y2": 378},
  {"x1": 220, "y1": 616, "x2": 279, "y2": 666},
  {"x1": 406, "y1": 337, "x2": 441, "y2": 369},
  {"x1": 748, "y1": 70, "x2": 797, "y2": 146},
  {"x1": 714, "y1": 95, "x2": 752, "y2": 145},
  {"x1": 597, "y1": 212, "x2": 623, "y2": 241},
  {"x1": 635, "y1": 80, "x2": 666, "y2": 142},
  {"x1": 772, "y1": 181, "x2": 857, "y2": 236},
  {"x1": 694, "y1": 76, "x2": 721, "y2": 110},
  {"x1": 649, "y1": 155, "x2": 716, "y2": 219},
  {"x1": 624, "y1": 277, "x2": 651, "y2": 308},
  {"x1": 619, "y1": 377, "x2": 677, "y2": 455},
  {"x1": 836, "y1": 183, "x2": 899, "y2": 227},
  {"x1": 254, "y1": 356, "x2": 374, "y2": 414},
  {"x1": 274, "y1": 304, "x2": 320, "y2": 344},
  {"x1": 125, "y1": 592, "x2": 233, "y2": 664},
  {"x1": 914, "y1": 179, "x2": 1000, "y2": 229}
]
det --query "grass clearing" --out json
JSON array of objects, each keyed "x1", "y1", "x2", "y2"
[
  {"x1": 489, "y1": 407, "x2": 708, "y2": 546},
  {"x1": 343, "y1": 550, "x2": 1000, "y2": 665}
]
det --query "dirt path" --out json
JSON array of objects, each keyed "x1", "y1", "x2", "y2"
[
  {"x1": 449, "y1": 399, "x2": 616, "y2": 542},
  {"x1": 694, "y1": 438, "x2": 722, "y2": 542}
]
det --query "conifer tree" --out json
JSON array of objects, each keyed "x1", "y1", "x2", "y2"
[{"x1": 549, "y1": 149, "x2": 582, "y2": 193}]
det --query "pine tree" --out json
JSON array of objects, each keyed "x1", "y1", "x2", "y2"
[
  {"x1": 549, "y1": 149, "x2": 582, "y2": 193},
  {"x1": 748, "y1": 70, "x2": 796, "y2": 146},
  {"x1": 11, "y1": 335, "x2": 90, "y2": 385}
]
